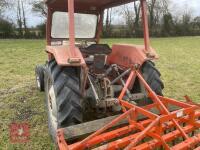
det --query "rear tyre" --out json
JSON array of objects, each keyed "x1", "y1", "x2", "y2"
[
  {"x1": 133, "y1": 61, "x2": 164, "y2": 105},
  {"x1": 35, "y1": 65, "x2": 45, "y2": 92},
  {"x1": 44, "y1": 60, "x2": 83, "y2": 142}
]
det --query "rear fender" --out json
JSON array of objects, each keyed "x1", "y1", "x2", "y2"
[
  {"x1": 46, "y1": 45, "x2": 85, "y2": 67},
  {"x1": 46, "y1": 45, "x2": 87, "y2": 95},
  {"x1": 107, "y1": 44, "x2": 158, "y2": 68},
  {"x1": 107, "y1": 44, "x2": 158, "y2": 89}
]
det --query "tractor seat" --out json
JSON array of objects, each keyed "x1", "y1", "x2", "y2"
[{"x1": 80, "y1": 44, "x2": 112, "y2": 55}]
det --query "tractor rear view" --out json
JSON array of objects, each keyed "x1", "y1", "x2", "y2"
[{"x1": 35, "y1": 0, "x2": 200, "y2": 149}]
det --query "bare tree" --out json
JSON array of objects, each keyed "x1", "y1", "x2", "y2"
[
  {"x1": 17, "y1": 0, "x2": 23, "y2": 37},
  {"x1": 193, "y1": 16, "x2": 200, "y2": 29},
  {"x1": 105, "y1": 8, "x2": 112, "y2": 37},
  {"x1": 32, "y1": 1, "x2": 47, "y2": 17},
  {"x1": 182, "y1": 11, "x2": 192, "y2": 35},
  {"x1": 16, "y1": 0, "x2": 29, "y2": 37},
  {"x1": 105, "y1": 9, "x2": 109, "y2": 30},
  {"x1": 0, "y1": 0, "x2": 9, "y2": 15},
  {"x1": 148, "y1": 0, "x2": 156, "y2": 29},
  {"x1": 122, "y1": 2, "x2": 141, "y2": 37},
  {"x1": 123, "y1": 5, "x2": 134, "y2": 36},
  {"x1": 0, "y1": 0, "x2": 7, "y2": 8},
  {"x1": 21, "y1": 1, "x2": 27, "y2": 33},
  {"x1": 147, "y1": 0, "x2": 169, "y2": 32},
  {"x1": 133, "y1": 1, "x2": 141, "y2": 36}
]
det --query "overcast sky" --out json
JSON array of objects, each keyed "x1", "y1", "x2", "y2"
[
  {"x1": 4, "y1": 0, "x2": 200, "y2": 27},
  {"x1": 169, "y1": 0, "x2": 200, "y2": 16}
]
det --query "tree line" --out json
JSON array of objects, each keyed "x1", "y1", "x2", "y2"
[
  {"x1": 0, "y1": 0, "x2": 46, "y2": 38},
  {"x1": 103, "y1": 0, "x2": 200, "y2": 37},
  {"x1": 0, "y1": 0, "x2": 200, "y2": 38}
]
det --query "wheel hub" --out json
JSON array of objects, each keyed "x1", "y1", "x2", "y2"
[{"x1": 36, "y1": 75, "x2": 41, "y2": 88}]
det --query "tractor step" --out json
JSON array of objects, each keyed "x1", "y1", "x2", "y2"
[{"x1": 56, "y1": 69, "x2": 200, "y2": 150}]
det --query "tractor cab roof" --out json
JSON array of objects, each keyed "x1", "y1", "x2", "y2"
[{"x1": 45, "y1": 0, "x2": 137, "y2": 13}]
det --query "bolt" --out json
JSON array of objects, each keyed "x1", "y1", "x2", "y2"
[{"x1": 134, "y1": 64, "x2": 140, "y2": 70}]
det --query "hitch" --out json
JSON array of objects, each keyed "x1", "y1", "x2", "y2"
[{"x1": 57, "y1": 68, "x2": 200, "y2": 150}]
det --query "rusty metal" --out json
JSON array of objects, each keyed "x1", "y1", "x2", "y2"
[{"x1": 56, "y1": 68, "x2": 200, "y2": 149}]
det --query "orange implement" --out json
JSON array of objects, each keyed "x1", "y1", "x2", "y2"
[{"x1": 56, "y1": 68, "x2": 200, "y2": 150}]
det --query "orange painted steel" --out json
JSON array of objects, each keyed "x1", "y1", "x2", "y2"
[
  {"x1": 46, "y1": 45, "x2": 85, "y2": 66},
  {"x1": 141, "y1": 0, "x2": 150, "y2": 52},
  {"x1": 68, "y1": 0, "x2": 75, "y2": 56},
  {"x1": 106, "y1": 44, "x2": 153, "y2": 68},
  {"x1": 57, "y1": 68, "x2": 200, "y2": 150}
]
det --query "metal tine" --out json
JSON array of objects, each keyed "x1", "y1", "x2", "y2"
[{"x1": 62, "y1": 68, "x2": 200, "y2": 150}]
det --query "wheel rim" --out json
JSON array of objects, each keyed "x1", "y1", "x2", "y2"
[
  {"x1": 36, "y1": 75, "x2": 41, "y2": 89},
  {"x1": 47, "y1": 79, "x2": 58, "y2": 131}
]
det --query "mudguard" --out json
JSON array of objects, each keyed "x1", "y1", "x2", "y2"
[
  {"x1": 107, "y1": 44, "x2": 158, "y2": 68},
  {"x1": 46, "y1": 45, "x2": 85, "y2": 66}
]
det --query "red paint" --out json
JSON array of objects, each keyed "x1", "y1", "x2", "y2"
[
  {"x1": 46, "y1": 7, "x2": 52, "y2": 46},
  {"x1": 9, "y1": 122, "x2": 30, "y2": 143},
  {"x1": 45, "y1": 0, "x2": 157, "y2": 65},
  {"x1": 46, "y1": 45, "x2": 85, "y2": 66},
  {"x1": 68, "y1": 0, "x2": 76, "y2": 56},
  {"x1": 45, "y1": 0, "x2": 138, "y2": 12},
  {"x1": 107, "y1": 44, "x2": 157, "y2": 68},
  {"x1": 141, "y1": 0, "x2": 150, "y2": 52}
]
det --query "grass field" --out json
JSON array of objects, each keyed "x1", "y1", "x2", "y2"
[{"x1": 0, "y1": 37, "x2": 200, "y2": 149}]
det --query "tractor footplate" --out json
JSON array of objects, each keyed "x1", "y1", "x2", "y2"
[{"x1": 57, "y1": 69, "x2": 200, "y2": 150}]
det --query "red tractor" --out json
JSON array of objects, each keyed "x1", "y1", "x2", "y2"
[{"x1": 35, "y1": 0, "x2": 200, "y2": 149}]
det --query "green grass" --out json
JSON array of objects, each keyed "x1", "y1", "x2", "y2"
[{"x1": 0, "y1": 37, "x2": 200, "y2": 149}]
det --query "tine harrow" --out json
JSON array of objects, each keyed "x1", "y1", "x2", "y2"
[{"x1": 56, "y1": 67, "x2": 200, "y2": 150}]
